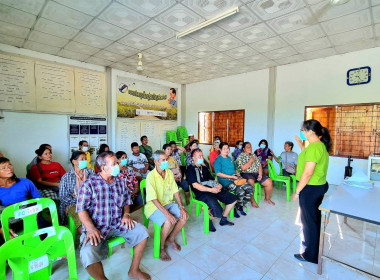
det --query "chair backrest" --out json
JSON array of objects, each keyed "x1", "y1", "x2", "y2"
[
  {"x1": 0, "y1": 226, "x2": 78, "y2": 280},
  {"x1": 266, "y1": 159, "x2": 277, "y2": 179},
  {"x1": 1, "y1": 198, "x2": 58, "y2": 242},
  {"x1": 188, "y1": 185, "x2": 196, "y2": 200},
  {"x1": 140, "y1": 179, "x2": 147, "y2": 204}
]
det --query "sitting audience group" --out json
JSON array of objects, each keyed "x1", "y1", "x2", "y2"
[{"x1": 0, "y1": 133, "x2": 298, "y2": 279}]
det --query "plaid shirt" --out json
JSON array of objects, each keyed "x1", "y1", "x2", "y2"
[
  {"x1": 76, "y1": 173, "x2": 133, "y2": 236},
  {"x1": 58, "y1": 168, "x2": 95, "y2": 223}
]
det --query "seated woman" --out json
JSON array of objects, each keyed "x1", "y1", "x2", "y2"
[
  {"x1": 254, "y1": 139, "x2": 275, "y2": 176},
  {"x1": 237, "y1": 142, "x2": 275, "y2": 206},
  {"x1": 115, "y1": 151, "x2": 143, "y2": 212},
  {"x1": 169, "y1": 141, "x2": 186, "y2": 175},
  {"x1": 163, "y1": 144, "x2": 190, "y2": 203},
  {"x1": 95, "y1": 144, "x2": 110, "y2": 173},
  {"x1": 58, "y1": 151, "x2": 95, "y2": 231},
  {"x1": 274, "y1": 141, "x2": 298, "y2": 176},
  {"x1": 214, "y1": 142, "x2": 254, "y2": 217},
  {"x1": 0, "y1": 157, "x2": 42, "y2": 245},
  {"x1": 29, "y1": 146, "x2": 66, "y2": 202},
  {"x1": 27, "y1": 143, "x2": 52, "y2": 177},
  {"x1": 209, "y1": 141, "x2": 220, "y2": 172},
  {"x1": 186, "y1": 140, "x2": 199, "y2": 166},
  {"x1": 233, "y1": 140, "x2": 243, "y2": 161}
]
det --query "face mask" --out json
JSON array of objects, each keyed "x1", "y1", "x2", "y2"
[
  {"x1": 238, "y1": 145, "x2": 242, "y2": 150},
  {"x1": 160, "y1": 161, "x2": 169, "y2": 170},
  {"x1": 82, "y1": 146, "x2": 88, "y2": 152},
  {"x1": 78, "y1": 160, "x2": 87, "y2": 170},
  {"x1": 300, "y1": 131, "x2": 308, "y2": 141},
  {"x1": 260, "y1": 144, "x2": 266, "y2": 149},
  {"x1": 120, "y1": 159, "x2": 128, "y2": 166},
  {"x1": 197, "y1": 158, "x2": 204, "y2": 165},
  {"x1": 197, "y1": 144, "x2": 199, "y2": 148},
  {"x1": 110, "y1": 164, "x2": 120, "y2": 176},
  {"x1": 216, "y1": 140, "x2": 220, "y2": 143}
]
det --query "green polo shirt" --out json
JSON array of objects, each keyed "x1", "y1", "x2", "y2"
[{"x1": 296, "y1": 142, "x2": 329, "y2": 185}]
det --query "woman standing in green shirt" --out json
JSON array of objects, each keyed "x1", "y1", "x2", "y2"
[{"x1": 292, "y1": 119, "x2": 331, "y2": 264}]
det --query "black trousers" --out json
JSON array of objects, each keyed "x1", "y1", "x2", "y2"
[{"x1": 299, "y1": 182, "x2": 329, "y2": 263}]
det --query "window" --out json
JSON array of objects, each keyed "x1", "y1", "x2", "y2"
[
  {"x1": 305, "y1": 103, "x2": 380, "y2": 158},
  {"x1": 198, "y1": 110, "x2": 245, "y2": 146}
]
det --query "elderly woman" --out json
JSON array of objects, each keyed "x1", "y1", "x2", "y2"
[
  {"x1": 186, "y1": 140, "x2": 199, "y2": 166},
  {"x1": 0, "y1": 157, "x2": 42, "y2": 245},
  {"x1": 236, "y1": 142, "x2": 275, "y2": 206},
  {"x1": 115, "y1": 151, "x2": 143, "y2": 212},
  {"x1": 163, "y1": 144, "x2": 190, "y2": 203},
  {"x1": 209, "y1": 141, "x2": 220, "y2": 172},
  {"x1": 29, "y1": 146, "x2": 66, "y2": 201},
  {"x1": 214, "y1": 142, "x2": 254, "y2": 217},
  {"x1": 59, "y1": 151, "x2": 94, "y2": 230},
  {"x1": 254, "y1": 139, "x2": 275, "y2": 176}
]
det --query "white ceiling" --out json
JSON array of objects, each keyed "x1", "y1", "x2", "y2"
[{"x1": 0, "y1": 0, "x2": 379, "y2": 84}]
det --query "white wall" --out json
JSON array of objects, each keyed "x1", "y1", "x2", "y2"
[
  {"x1": 185, "y1": 69, "x2": 270, "y2": 157},
  {"x1": 274, "y1": 47, "x2": 380, "y2": 185}
]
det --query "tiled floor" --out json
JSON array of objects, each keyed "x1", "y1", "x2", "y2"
[{"x1": 6, "y1": 185, "x2": 380, "y2": 280}]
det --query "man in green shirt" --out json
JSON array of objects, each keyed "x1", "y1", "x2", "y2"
[
  {"x1": 139, "y1": 135, "x2": 154, "y2": 170},
  {"x1": 145, "y1": 150, "x2": 188, "y2": 261}
]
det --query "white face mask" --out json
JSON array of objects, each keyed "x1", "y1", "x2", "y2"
[{"x1": 82, "y1": 146, "x2": 88, "y2": 152}]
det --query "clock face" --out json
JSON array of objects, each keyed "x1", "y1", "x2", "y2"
[{"x1": 347, "y1": 66, "x2": 371, "y2": 86}]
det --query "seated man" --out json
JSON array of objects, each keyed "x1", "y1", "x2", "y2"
[
  {"x1": 186, "y1": 149, "x2": 237, "y2": 232},
  {"x1": 77, "y1": 151, "x2": 150, "y2": 280},
  {"x1": 129, "y1": 142, "x2": 150, "y2": 180},
  {"x1": 139, "y1": 135, "x2": 154, "y2": 170},
  {"x1": 274, "y1": 141, "x2": 298, "y2": 176},
  {"x1": 145, "y1": 150, "x2": 188, "y2": 261}
]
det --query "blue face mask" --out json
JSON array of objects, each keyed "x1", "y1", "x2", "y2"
[
  {"x1": 197, "y1": 144, "x2": 200, "y2": 148},
  {"x1": 78, "y1": 160, "x2": 87, "y2": 170},
  {"x1": 197, "y1": 158, "x2": 204, "y2": 165},
  {"x1": 300, "y1": 131, "x2": 307, "y2": 141},
  {"x1": 120, "y1": 159, "x2": 128, "y2": 166},
  {"x1": 238, "y1": 145, "x2": 242, "y2": 150},
  {"x1": 110, "y1": 164, "x2": 120, "y2": 176},
  {"x1": 160, "y1": 161, "x2": 169, "y2": 170},
  {"x1": 259, "y1": 144, "x2": 266, "y2": 149}
]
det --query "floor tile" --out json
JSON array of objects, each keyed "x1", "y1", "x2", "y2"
[
  {"x1": 211, "y1": 258, "x2": 263, "y2": 280},
  {"x1": 185, "y1": 245, "x2": 229, "y2": 274},
  {"x1": 155, "y1": 258, "x2": 208, "y2": 280}
]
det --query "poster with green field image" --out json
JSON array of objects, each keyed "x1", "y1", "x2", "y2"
[{"x1": 117, "y1": 76, "x2": 177, "y2": 120}]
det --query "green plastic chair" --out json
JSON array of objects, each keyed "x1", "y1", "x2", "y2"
[
  {"x1": 267, "y1": 159, "x2": 296, "y2": 201},
  {"x1": 188, "y1": 186, "x2": 210, "y2": 234},
  {"x1": 207, "y1": 156, "x2": 216, "y2": 178},
  {"x1": 0, "y1": 226, "x2": 78, "y2": 280},
  {"x1": 67, "y1": 214, "x2": 76, "y2": 243},
  {"x1": 140, "y1": 179, "x2": 187, "y2": 259}
]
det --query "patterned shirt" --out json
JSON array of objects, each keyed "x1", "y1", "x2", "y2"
[
  {"x1": 186, "y1": 153, "x2": 193, "y2": 166},
  {"x1": 76, "y1": 173, "x2": 132, "y2": 236},
  {"x1": 118, "y1": 168, "x2": 138, "y2": 193},
  {"x1": 236, "y1": 152, "x2": 261, "y2": 173},
  {"x1": 59, "y1": 168, "x2": 95, "y2": 222},
  {"x1": 171, "y1": 148, "x2": 182, "y2": 167},
  {"x1": 128, "y1": 153, "x2": 148, "y2": 170}
]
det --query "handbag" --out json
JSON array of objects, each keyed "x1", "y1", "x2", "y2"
[
  {"x1": 284, "y1": 152, "x2": 296, "y2": 174},
  {"x1": 234, "y1": 178, "x2": 247, "y2": 186}
]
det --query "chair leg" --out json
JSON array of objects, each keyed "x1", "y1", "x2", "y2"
[
  {"x1": 188, "y1": 200, "x2": 193, "y2": 219},
  {"x1": 290, "y1": 175, "x2": 297, "y2": 193},
  {"x1": 203, "y1": 206, "x2": 210, "y2": 235},
  {"x1": 195, "y1": 203, "x2": 201, "y2": 216},
  {"x1": 229, "y1": 208, "x2": 234, "y2": 220},
  {"x1": 286, "y1": 180, "x2": 291, "y2": 202},
  {"x1": 130, "y1": 247, "x2": 134, "y2": 258},
  {"x1": 259, "y1": 184, "x2": 262, "y2": 200},
  {"x1": 254, "y1": 183, "x2": 259, "y2": 204},
  {"x1": 153, "y1": 223, "x2": 161, "y2": 259},
  {"x1": 181, "y1": 227, "x2": 187, "y2": 246},
  {"x1": 143, "y1": 213, "x2": 149, "y2": 228}
]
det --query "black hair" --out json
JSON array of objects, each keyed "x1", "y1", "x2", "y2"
[
  {"x1": 96, "y1": 151, "x2": 115, "y2": 172},
  {"x1": 140, "y1": 135, "x2": 147, "y2": 142},
  {"x1": 191, "y1": 148, "x2": 202, "y2": 157},
  {"x1": 285, "y1": 141, "x2": 294, "y2": 150},
  {"x1": 35, "y1": 146, "x2": 52, "y2": 162},
  {"x1": 258, "y1": 139, "x2": 268, "y2": 148},
  {"x1": 115, "y1": 151, "x2": 127, "y2": 159},
  {"x1": 242, "y1": 142, "x2": 251, "y2": 151},
  {"x1": 0, "y1": 157, "x2": 20, "y2": 182},
  {"x1": 214, "y1": 136, "x2": 221, "y2": 140},
  {"x1": 219, "y1": 141, "x2": 229, "y2": 150},
  {"x1": 162, "y1": 143, "x2": 171, "y2": 150},
  {"x1": 170, "y1": 88, "x2": 176, "y2": 95},
  {"x1": 236, "y1": 140, "x2": 242, "y2": 146},
  {"x1": 189, "y1": 140, "x2": 198, "y2": 149},
  {"x1": 70, "y1": 151, "x2": 86, "y2": 166},
  {"x1": 169, "y1": 140, "x2": 176, "y2": 146},
  {"x1": 302, "y1": 119, "x2": 332, "y2": 152},
  {"x1": 79, "y1": 140, "x2": 88, "y2": 146},
  {"x1": 131, "y1": 142, "x2": 139, "y2": 149},
  {"x1": 98, "y1": 144, "x2": 109, "y2": 155}
]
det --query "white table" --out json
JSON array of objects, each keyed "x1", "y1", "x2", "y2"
[{"x1": 317, "y1": 182, "x2": 380, "y2": 275}]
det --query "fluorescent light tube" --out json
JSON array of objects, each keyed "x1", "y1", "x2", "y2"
[{"x1": 176, "y1": 7, "x2": 239, "y2": 39}]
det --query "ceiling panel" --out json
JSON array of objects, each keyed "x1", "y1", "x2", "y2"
[
  {"x1": 310, "y1": 0, "x2": 369, "y2": 22},
  {"x1": 216, "y1": 6, "x2": 260, "y2": 32},
  {"x1": 105, "y1": 42, "x2": 139, "y2": 57},
  {"x1": 121, "y1": 56, "x2": 138, "y2": 66},
  {"x1": 241, "y1": 53, "x2": 269, "y2": 65},
  {"x1": 301, "y1": 47, "x2": 336, "y2": 60},
  {"x1": 85, "y1": 56, "x2": 113, "y2": 66},
  {"x1": 145, "y1": 44, "x2": 179, "y2": 57},
  {"x1": 184, "y1": 44, "x2": 218, "y2": 58},
  {"x1": 134, "y1": 20, "x2": 176, "y2": 42},
  {"x1": 250, "y1": 36, "x2": 288, "y2": 52},
  {"x1": 29, "y1": 31, "x2": 69, "y2": 48},
  {"x1": 55, "y1": 0, "x2": 111, "y2": 16},
  {"x1": 188, "y1": 25, "x2": 228, "y2": 42},
  {"x1": 183, "y1": 0, "x2": 240, "y2": 18},
  {"x1": 0, "y1": 21, "x2": 30, "y2": 38},
  {"x1": 34, "y1": 18, "x2": 80, "y2": 40},
  {"x1": 94, "y1": 50, "x2": 125, "y2": 62},
  {"x1": 375, "y1": 23, "x2": 380, "y2": 36},
  {"x1": 169, "y1": 52, "x2": 198, "y2": 63},
  {"x1": 234, "y1": 23, "x2": 275, "y2": 43},
  {"x1": 274, "y1": 54, "x2": 304, "y2": 65},
  {"x1": 223, "y1": 45, "x2": 257, "y2": 59},
  {"x1": 248, "y1": 0, "x2": 305, "y2": 20},
  {"x1": 329, "y1": 26, "x2": 374, "y2": 46},
  {"x1": 280, "y1": 25, "x2": 325, "y2": 44},
  {"x1": 292, "y1": 37, "x2": 331, "y2": 53},
  {"x1": 98, "y1": 2, "x2": 148, "y2": 31},
  {"x1": 335, "y1": 38, "x2": 375, "y2": 54},
  {"x1": 207, "y1": 52, "x2": 235, "y2": 64},
  {"x1": 321, "y1": 9, "x2": 372, "y2": 35},
  {"x1": 140, "y1": 52, "x2": 161, "y2": 63},
  {"x1": 24, "y1": 41, "x2": 60, "y2": 55},
  {"x1": 85, "y1": 19, "x2": 129, "y2": 41},
  {"x1": 0, "y1": 33, "x2": 24, "y2": 47},
  {"x1": 117, "y1": 0, "x2": 176, "y2": 17},
  {"x1": 64, "y1": 41, "x2": 100, "y2": 55},
  {"x1": 0, "y1": 0, "x2": 45, "y2": 15},
  {"x1": 0, "y1": 3, "x2": 36, "y2": 28},
  {"x1": 263, "y1": 46, "x2": 298, "y2": 59},
  {"x1": 267, "y1": 8, "x2": 314, "y2": 34},
  {"x1": 118, "y1": 33, "x2": 157, "y2": 50},
  {"x1": 74, "y1": 32, "x2": 112, "y2": 48},
  {"x1": 41, "y1": 1, "x2": 93, "y2": 29},
  {"x1": 163, "y1": 36, "x2": 201, "y2": 51},
  {"x1": 373, "y1": 4, "x2": 380, "y2": 23},
  {"x1": 208, "y1": 34, "x2": 244, "y2": 51},
  {"x1": 58, "y1": 49, "x2": 90, "y2": 61}
]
